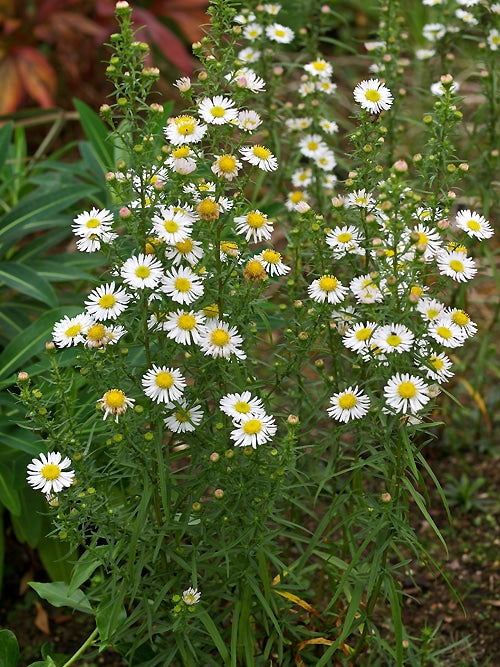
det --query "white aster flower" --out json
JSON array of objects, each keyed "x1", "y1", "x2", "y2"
[
  {"x1": 412, "y1": 223, "x2": 443, "y2": 260},
  {"x1": 353, "y1": 79, "x2": 394, "y2": 114},
  {"x1": 198, "y1": 95, "x2": 238, "y2": 125},
  {"x1": 240, "y1": 145, "x2": 278, "y2": 171},
  {"x1": 72, "y1": 207, "x2": 114, "y2": 238},
  {"x1": 444, "y1": 308, "x2": 477, "y2": 338},
  {"x1": 384, "y1": 373, "x2": 430, "y2": 414},
  {"x1": 428, "y1": 318, "x2": 466, "y2": 348},
  {"x1": 163, "y1": 309, "x2": 206, "y2": 344},
  {"x1": 232, "y1": 68, "x2": 266, "y2": 93},
  {"x1": 52, "y1": 312, "x2": 92, "y2": 348},
  {"x1": 121, "y1": 253, "x2": 164, "y2": 290},
  {"x1": 430, "y1": 80, "x2": 460, "y2": 96},
  {"x1": 161, "y1": 266, "x2": 204, "y2": 305},
  {"x1": 285, "y1": 190, "x2": 309, "y2": 211},
  {"x1": 211, "y1": 154, "x2": 242, "y2": 181},
  {"x1": 455, "y1": 209, "x2": 494, "y2": 240},
  {"x1": 285, "y1": 117, "x2": 313, "y2": 131},
  {"x1": 234, "y1": 209, "x2": 274, "y2": 243},
  {"x1": 326, "y1": 225, "x2": 364, "y2": 257},
  {"x1": 198, "y1": 319, "x2": 246, "y2": 359},
  {"x1": 371, "y1": 323, "x2": 415, "y2": 354},
  {"x1": 422, "y1": 23, "x2": 446, "y2": 41},
  {"x1": 420, "y1": 350, "x2": 454, "y2": 383},
  {"x1": 455, "y1": 8, "x2": 478, "y2": 24},
  {"x1": 98, "y1": 389, "x2": 135, "y2": 422},
  {"x1": 230, "y1": 413, "x2": 277, "y2": 448},
  {"x1": 487, "y1": 28, "x2": 500, "y2": 50},
  {"x1": 84, "y1": 321, "x2": 126, "y2": 348},
  {"x1": 265, "y1": 22, "x2": 294, "y2": 43},
  {"x1": 319, "y1": 118, "x2": 339, "y2": 134},
  {"x1": 327, "y1": 385, "x2": 371, "y2": 422},
  {"x1": 308, "y1": 275, "x2": 347, "y2": 304},
  {"x1": 173, "y1": 76, "x2": 191, "y2": 92},
  {"x1": 141, "y1": 365, "x2": 186, "y2": 403},
  {"x1": 85, "y1": 282, "x2": 131, "y2": 320},
  {"x1": 298, "y1": 81, "x2": 316, "y2": 96},
  {"x1": 436, "y1": 250, "x2": 477, "y2": 282},
  {"x1": 220, "y1": 391, "x2": 266, "y2": 421},
  {"x1": 263, "y1": 3, "x2": 281, "y2": 15},
  {"x1": 416, "y1": 297, "x2": 446, "y2": 322},
  {"x1": 164, "y1": 115, "x2": 207, "y2": 145},
  {"x1": 345, "y1": 188, "x2": 374, "y2": 209},
  {"x1": 27, "y1": 452, "x2": 74, "y2": 495},
  {"x1": 237, "y1": 109, "x2": 263, "y2": 132},
  {"x1": 151, "y1": 206, "x2": 193, "y2": 244},
  {"x1": 258, "y1": 248, "x2": 290, "y2": 276},
  {"x1": 350, "y1": 274, "x2": 384, "y2": 304},
  {"x1": 315, "y1": 79, "x2": 338, "y2": 95},
  {"x1": 182, "y1": 587, "x2": 201, "y2": 605},
  {"x1": 238, "y1": 46, "x2": 261, "y2": 63},
  {"x1": 243, "y1": 22, "x2": 263, "y2": 40},
  {"x1": 291, "y1": 167, "x2": 313, "y2": 188},
  {"x1": 298, "y1": 134, "x2": 329, "y2": 158},
  {"x1": 416, "y1": 48, "x2": 436, "y2": 60},
  {"x1": 164, "y1": 400, "x2": 203, "y2": 433},
  {"x1": 304, "y1": 58, "x2": 333, "y2": 78},
  {"x1": 314, "y1": 148, "x2": 337, "y2": 171},
  {"x1": 342, "y1": 321, "x2": 377, "y2": 354}
]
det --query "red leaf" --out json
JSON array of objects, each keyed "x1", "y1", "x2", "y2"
[
  {"x1": 0, "y1": 56, "x2": 23, "y2": 114},
  {"x1": 149, "y1": 0, "x2": 210, "y2": 43},
  {"x1": 14, "y1": 46, "x2": 57, "y2": 108}
]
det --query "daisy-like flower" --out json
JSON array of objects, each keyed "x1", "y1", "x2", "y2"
[
  {"x1": 422, "y1": 23, "x2": 446, "y2": 41},
  {"x1": 265, "y1": 22, "x2": 294, "y2": 43},
  {"x1": 164, "y1": 400, "x2": 203, "y2": 433},
  {"x1": 487, "y1": 28, "x2": 500, "y2": 50},
  {"x1": 85, "y1": 282, "x2": 131, "y2": 320},
  {"x1": 327, "y1": 385, "x2": 371, "y2": 422},
  {"x1": 151, "y1": 206, "x2": 193, "y2": 244},
  {"x1": 285, "y1": 190, "x2": 309, "y2": 211},
  {"x1": 326, "y1": 225, "x2": 364, "y2": 257},
  {"x1": 350, "y1": 274, "x2": 384, "y2": 304},
  {"x1": 342, "y1": 321, "x2": 377, "y2": 354},
  {"x1": 304, "y1": 58, "x2": 333, "y2": 79},
  {"x1": 384, "y1": 373, "x2": 431, "y2": 414},
  {"x1": 314, "y1": 148, "x2": 337, "y2": 171},
  {"x1": 455, "y1": 209, "x2": 494, "y2": 240},
  {"x1": 164, "y1": 115, "x2": 207, "y2": 145},
  {"x1": 238, "y1": 46, "x2": 261, "y2": 63},
  {"x1": 411, "y1": 224, "x2": 443, "y2": 260},
  {"x1": 52, "y1": 312, "x2": 92, "y2": 348},
  {"x1": 164, "y1": 145, "x2": 197, "y2": 174},
  {"x1": 240, "y1": 145, "x2": 278, "y2": 171},
  {"x1": 285, "y1": 117, "x2": 313, "y2": 131},
  {"x1": 345, "y1": 188, "x2": 374, "y2": 209},
  {"x1": 165, "y1": 237, "x2": 204, "y2": 266},
  {"x1": 371, "y1": 323, "x2": 415, "y2": 354},
  {"x1": 237, "y1": 110, "x2": 262, "y2": 132},
  {"x1": 161, "y1": 266, "x2": 204, "y2": 305},
  {"x1": 163, "y1": 309, "x2": 206, "y2": 345},
  {"x1": 27, "y1": 452, "x2": 74, "y2": 495},
  {"x1": 430, "y1": 80, "x2": 460, "y2": 96},
  {"x1": 353, "y1": 79, "x2": 394, "y2": 114},
  {"x1": 298, "y1": 134, "x2": 329, "y2": 158},
  {"x1": 98, "y1": 389, "x2": 135, "y2": 422},
  {"x1": 263, "y1": 3, "x2": 282, "y2": 14},
  {"x1": 420, "y1": 350, "x2": 454, "y2": 383},
  {"x1": 173, "y1": 76, "x2": 191, "y2": 92},
  {"x1": 416, "y1": 297, "x2": 445, "y2": 322},
  {"x1": 220, "y1": 391, "x2": 265, "y2": 421},
  {"x1": 445, "y1": 308, "x2": 477, "y2": 338},
  {"x1": 182, "y1": 588, "x2": 201, "y2": 605},
  {"x1": 232, "y1": 68, "x2": 266, "y2": 93},
  {"x1": 121, "y1": 253, "x2": 164, "y2": 290},
  {"x1": 315, "y1": 79, "x2": 338, "y2": 95},
  {"x1": 72, "y1": 207, "x2": 114, "y2": 238},
  {"x1": 308, "y1": 275, "x2": 347, "y2": 304},
  {"x1": 319, "y1": 118, "x2": 339, "y2": 134},
  {"x1": 198, "y1": 95, "x2": 238, "y2": 125},
  {"x1": 84, "y1": 322, "x2": 126, "y2": 348},
  {"x1": 428, "y1": 318, "x2": 466, "y2": 348},
  {"x1": 436, "y1": 250, "x2": 477, "y2": 282},
  {"x1": 142, "y1": 365, "x2": 186, "y2": 403},
  {"x1": 455, "y1": 8, "x2": 478, "y2": 24},
  {"x1": 211, "y1": 154, "x2": 242, "y2": 181},
  {"x1": 258, "y1": 249, "x2": 290, "y2": 276},
  {"x1": 198, "y1": 319, "x2": 246, "y2": 360},
  {"x1": 243, "y1": 22, "x2": 263, "y2": 40},
  {"x1": 230, "y1": 413, "x2": 277, "y2": 448},
  {"x1": 291, "y1": 168, "x2": 313, "y2": 188},
  {"x1": 298, "y1": 81, "x2": 316, "y2": 96},
  {"x1": 416, "y1": 48, "x2": 436, "y2": 59},
  {"x1": 234, "y1": 209, "x2": 274, "y2": 243}
]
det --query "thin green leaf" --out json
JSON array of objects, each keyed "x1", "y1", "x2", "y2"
[
  {"x1": 0, "y1": 121, "x2": 13, "y2": 174},
  {"x1": 0, "y1": 262, "x2": 57, "y2": 307},
  {"x1": 402, "y1": 476, "x2": 448, "y2": 557},
  {"x1": 73, "y1": 99, "x2": 114, "y2": 173},
  {"x1": 198, "y1": 610, "x2": 230, "y2": 665}
]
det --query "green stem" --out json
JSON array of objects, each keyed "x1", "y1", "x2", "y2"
[{"x1": 61, "y1": 628, "x2": 99, "y2": 667}]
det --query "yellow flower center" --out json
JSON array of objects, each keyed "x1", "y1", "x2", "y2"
[
  {"x1": 355, "y1": 327, "x2": 372, "y2": 341},
  {"x1": 175, "y1": 409, "x2": 190, "y2": 423},
  {"x1": 262, "y1": 250, "x2": 280, "y2": 264},
  {"x1": 275, "y1": 29, "x2": 286, "y2": 37},
  {"x1": 221, "y1": 241, "x2": 239, "y2": 255},
  {"x1": 430, "y1": 356, "x2": 444, "y2": 370},
  {"x1": 234, "y1": 401, "x2": 251, "y2": 414},
  {"x1": 176, "y1": 238, "x2": 193, "y2": 253},
  {"x1": 203, "y1": 303, "x2": 219, "y2": 318},
  {"x1": 243, "y1": 419, "x2": 262, "y2": 435},
  {"x1": 174, "y1": 277, "x2": 191, "y2": 292},
  {"x1": 173, "y1": 146, "x2": 190, "y2": 158},
  {"x1": 211, "y1": 329, "x2": 230, "y2": 346},
  {"x1": 247, "y1": 211, "x2": 266, "y2": 228},
  {"x1": 290, "y1": 191, "x2": 303, "y2": 203},
  {"x1": 356, "y1": 196, "x2": 368, "y2": 205},
  {"x1": 85, "y1": 217, "x2": 101, "y2": 229},
  {"x1": 437, "y1": 326, "x2": 452, "y2": 339},
  {"x1": 246, "y1": 260, "x2": 266, "y2": 277},
  {"x1": 135, "y1": 266, "x2": 151, "y2": 279},
  {"x1": 318, "y1": 275, "x2": 338, "y2": 292},
  {"x1": 466, "y1": 219, "x2": 480, "y2": 231},
  {"x1": 449, "y1": 259, "x2": 464, "y2": 273},
  {"x1": 98, "y1": 294, "x2": 116, "y2": 308},
  {"x1": 427, "y1": 308, "x2": 439, "y2": 319},
  {"x1": 312, "y1": 61, "x2": 326, "y2": 71},
  {"x1": 253, "y1": 146, "x2": 271, "y2": 159},
  {"x1": 410, "y1": 286, "x2": 423, "y2": 297},
  {"x1": 41, "y1": 463, "x2": 61, "y2": 480},
  {"x1": 451, "y1": 311, "x2": 469, "y2": 326},
  {"x1": 218, "y1": 155, "x2": 237, "y2": 173},
  {"x1": 398, "y1": 382, "x2": 417, "y2": 399},
  {"x1": 307, "y1": 141, "x2": 319, "y2": 151},
  {"x1": 87, "y1": 324, "x2": 106, "y2": 341},
  {"x1": 417, "y1": 232, "x2": 428, "y2": 245},
  {"x1": 210, "y1": 106, "x2": 226, "y2": 117},
  {"x1": 178, "y1": 313, "x2": 196, "y2": 330},
  {"x1": 386, "y1": 334, "x2": 402, "y2": 347},
  {"x1": 337, "y1": 232, "x2": 352, "y2": 243},
  {"x1": 156, "y1": 372, "x2": 174, "y2": 389},
  {"x1": 338, "y1": 394, "x2": 356, "y2": 409},
  {"x1": 104, "y1": 389, "x2": 126, "y2": 408},
  {"x1": 197, "y1": 198, "x2": 220, "y2": 220},
  {"x1": 365, "y1": 89, "x2": 381, "y2": 102},
  {"x1": 65, "y1": 324, "x2": 81, "y2": 338},
  {"x1": 164, "y1": 219, "x2": 179, "y2": 233},
  {"x1": 175, "y1": 116, "x2": 196, "y2": 135}
]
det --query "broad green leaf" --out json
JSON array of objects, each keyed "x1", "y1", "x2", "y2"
[
  {"x1": 96, "y1": 596, "x2": 127, "y2": 643},
  {"x1": 0, "y1": 262, "x2": 57, "y2": 307},
  {"x1": 29, "y1": 581, "x2": 94, "y2": 614},
  {"x1": 28, "y1": 258, "x2": 95, "y2": 283},
  {"x1": 0, "y1": 510, "x2": 4, "y2": 597},
  {"x1": 0, "y1": 305, "x2": 82, "y2": 382},
  {"x1": 0, "y1": 462, "x2": 21, "y2": 515},
  {"x1": 73, "y1": 99, "x2": 114, "y2": 174},
  {"x1": 0, "y1": 629, "x2": 20, "y2": 666},
  {"x1": 37, "y1": 537, "x2": 74, "y2": 583},
  {"x1": 11, "y1": 489, "x2": 46, "y2": 548},
  {"x1": 68, "y1": 547, "x2": 106, "y2": 595}
]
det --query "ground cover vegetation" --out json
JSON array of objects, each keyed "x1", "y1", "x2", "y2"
[{"x1": 0, "y1": 0, "x2": 498, "y2": 665}]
